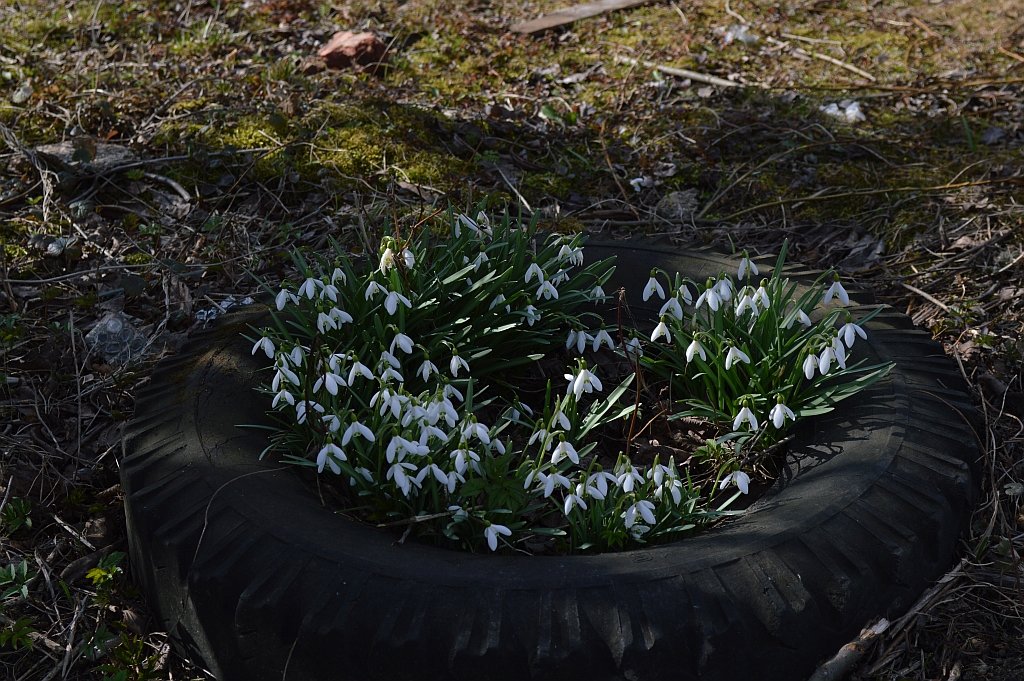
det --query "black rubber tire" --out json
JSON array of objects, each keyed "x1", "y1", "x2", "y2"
[{"x1": 121, "y1": 241, "x2": 978, "y2": 681}]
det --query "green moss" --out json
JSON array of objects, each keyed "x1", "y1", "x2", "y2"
[{"x1": 122, "y1": 252, "x2": 153, "y2": 265}]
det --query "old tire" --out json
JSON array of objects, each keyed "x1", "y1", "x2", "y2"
[{"x1": 121, "y1": 241, "x2": 978, "y2": 681}]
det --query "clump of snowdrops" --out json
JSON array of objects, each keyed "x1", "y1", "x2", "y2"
[{"x1": 250, "y1": 209, "x2": 891, "y2": 553}]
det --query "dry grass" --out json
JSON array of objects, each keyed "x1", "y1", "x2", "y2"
[{"x1": 0, "y1": 1, "x2": 1022, "y2": 679}]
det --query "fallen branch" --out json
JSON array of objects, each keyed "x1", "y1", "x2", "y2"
[
  {"x1": 808, "y1": 618, "x2": 890, "y2": 681},
  {"x1": 613, "y1": 55, "x2": 747, "y2": 89},
  {"x1": 765, "y1": 36, "x2": 876, "y2": 81}
]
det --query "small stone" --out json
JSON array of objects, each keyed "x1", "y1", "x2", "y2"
[{"x1": 317, "y1": 31, "x2": 388, "y2": 70}]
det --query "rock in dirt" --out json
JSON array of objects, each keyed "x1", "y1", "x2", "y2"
[
  {"x1": 85, "y1": 312, "x2": 148, "y2": 365},
  {"x1": 317, "y1": 31, "x2": 388, "y2": 70}
]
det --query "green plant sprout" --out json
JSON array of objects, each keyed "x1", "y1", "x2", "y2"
[{"x1": 250, "y1": 209, "x2": 891, "y2": 554}]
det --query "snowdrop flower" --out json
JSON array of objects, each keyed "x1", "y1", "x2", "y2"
[
  {"x1": 272, "y1": 390, "x2": 294, "y2": 408},
  {"x1": 298, "y1": 277, "x2": 320, "y2": 299},
  {"x1": 462, "y1": 420, "x2": 491, "y2": 445},
  {"x1": 449, "y1": 444, "x2": 481, "y2": 475},
  {"x1": 685, "y1": 338, "x2": 706, "y2": 363},
  {"x1": 551, "y1": 438, "x2": 579, "y2": 465},
  {"x1": 622, "y1": 500, "x2": 656, "y2": 529},
  {"x1": 785, "y1": 309, "x2": 813, "y2": 329},
  {"x1": 695, "y1": 285, "x2": 721, "y2": 312},
  {"x1": 295, "y1": 400, "x2": 324, "y2": 425},
  {"x1": 275, "y1": 289, "x2": 298, "y2": 311},
  {"x1": 677, "y1": 284, "x2": 693, "y2": 306},
  {"x1": 802, "y1": 353, "x2": 818, "y2": 380},
  {"x1": 443, "y1": 383, "x2": 464, "y2": 402},
  {"x1": 565, "y1": 329, "x2": 591, "y2": 354},
  {"x1": 528, "y1": 428, "x2": 552, "y2": 452},
  {"x1": 317, "y1": 312, "x2": 338, "y2": 333},
  {"x1": 659, "y1": 297, "x2": 684, "y2": 320},
  {"x1": 734, "y1": 294, "x2": 757, "y2": 317},
  {"x1": 364, "y1": 280, "x2": 385, "y2": 300},
  {"x1": 558, "y1": 243, "x2": 584, "y2": 266},
  {"x1": 586, "y1": 471, "x2": 617, "y2": 499},
  {"x1": 331, "y1": 267, "x2": 346, "y2": 285},
  {"x1": 342, "y1": 419, "x2": 375, "y2": 446},
  {"x1": 348, "y1": 360, "x2": 374, "y2": 384},
  {"x1": 471, "y1": 249, "x2": 489, "y2": 271},
  {"x1": 550, "y1": 409, "x2": 571, "y2": 432},
  {"x1": 565, "y1": 365, "x2": 603, "y2": 399},
  {"x1": 379, "y1": 247, "x2": 396, "y2": 274},
  {"x1": 642, "y1": 275, "x2": 666, "y2": 301},
  {"x1": 288, "y1": 346, "x2": 304, "y2": 366},
  {"x1": 737, "y1": 252, "x2": 759, "y2": 280},
  {"x1": 524, "y1": 304, "x2": 541, "y2": 327},
  {"x1": 823, "y1": 277, "x2": 850, "y2": 306},
  {"x1": 625, "y1": 336, "x2": 644, "y2": 357},
  {"x1": 732, "y1": 405, "x2": 759, "y2": 431},
  {"x1": 449, "y1": 353, "x2": 469, "y2": 377},
  {"x1": 484, "y1": 523, "x2": 512, "y2": 551},
  {"x1": 564, "y1": 485, "x2": 589, "y2": 514},
  {"x1": 371, "y1": 388, "x2": 404, "y2": 419},
  {"x1": 715, "y1": 277, "x2": 734, "y2": 302},
  {"x1": 320, "y1": 282, "x2": 339, "y2": 303},
  {"x1": 650, "y1": 318, "x2": 671, "y2": 343},
  {"x1": 838, "y1": 321, "x2": 867, "y2": 348},
  {"x1": 313, "y1": 371, "x2": 346, "y2": 396},
  {"x1": 402, "y1": 248, "x2": 415, "y2": 269},
  {"x1": 769, "y1": 399, "x2": 796, "y2": 429},
  {"x1": 590, "y1": 285, "x2": 607, "y2": 301},
  {"x1": 329, "y1": 308, "x2": 353, "y2": 327},
  {"x1": 719, "y1": 470, "x2": 750, "y2": 495},
  {"x1": 616, "y1": 462, "x2": 645, "y2": 493},
  {"x1": 378, "y1": 350, "x2": 400, "y2": 370},
  {"x1": 251, "y1": 335, "x2": 275, "y2": 359},
  {"x1": 322, "y1": 414, "x2": 342, "y2": 433},
  {"x1": 525, "y1": 262, "x2": 544, "y2": 284},
  {"x1": 390, "y1": 333, "x2": 414, "y2": 355},
  {"x1": 724, "y1": 346, "x2": 751, "y2": 370},
  {"x1": 818, "y1": 346, "x2": 834, "y2": 375},
  {"x1": 316, "y1": 443, "x2": 346, "y2": 474},
  {"x1": 384, "y1": 290, "x2": 412, "y2": 315},
  {"x1": 592, "y1": 329, "x2": 615, "y2": 351},
  {"x1": 271, "y1": 367, "x2": 298, "y2": 393},
  {"x1": 489, "y1": 294, "x2": 510, "y2": 312},
  {"x1": 380, "y1": 366, "x2": 404, "y2": 384},
  {"x1": 754, "y1": 284, "x2": 770, "y2": 309},
  {"x1": 386, "y1": 461, "x2": 418, "y2": 497},
  {"x1": 831, "y1": 336, "x2": 848, "y2": 369},
  {"x1": 456, "y1": 213, "x2": 483, "y2": 237},
  {"x1": 417, "y1": 358, "x2": 438, "y2": 381},
  {"x1": 536, "y1": 280, "x2": 559, "y2": 301},
  {"x1": 537, "y1": 471, "x2": 572, "y2": 498}
]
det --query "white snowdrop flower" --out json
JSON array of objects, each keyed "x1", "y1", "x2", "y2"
[
  {"x1": 385, "y1": 435, "x2": 412, "y2": 463},
  {"x1": 592, "y1": 329, "x2": 615, "y2": 351},
  {"x1": 288, "y1": 346, "x2": 304, "y2": 366},
  {"x1": 364, "y1": 280, "x2": 385, "y2": 300},
  {"x1": 391, "y1": 333, "x2": 414, "y2": 355},
  {"x1": 342, "y1": 420, "x2": 375, "y2": 446},
  {"x1": 380, "y1": 366, "x2": 404, "y2": 384},
  {"x1": 491, "y1": 438, "x2": 506, "y2": 455},
  {"x1": 732, "y1": 405, "x2": 759, "y2": 431},
  {"x1": 818, "y1": 346, "x2": 834, "y2": 375},
  {"x1": 551, "y1": 439, "x2": 579, "y2": 465},
  {"x1": 275, "y1": 362, "x2": 300, "y2": 386},
  {"x1": 719, "y1": 470, "x2": 751, "y2": 495},
  {"x1": 571, "y1": 330, "x2": 592, "y2": 354},
  {"x1": 489, "y1": 294, "x2": 510, "y2": 313},
  {"x1": 484, "y1": 523, "x2": 512, "y2": 551},
  {"x1": 449, "y1": 354, "x2": 469, "y2": 377},
  {"x1": 299, "y1": 277, "x2": 320, "y2": 299},
  {"x1": 536, "y1": 280, "x2": 559, "y2": 300},
  {"x1": 313, "y1": 371, "x2": 347, "y2": 396},
  {"x1": 642, "y1": 276, "x2": 666, "y2": 302},
  {"x1": 769, "y1": 400, "x2": 796, "y2": 429},
  {"x1": 564, "y1": 484, "x2": 589, "y2": 515},
  {"x1": 316, "y1": 443, "x2": 346, "y2": 474},
  {"x1": 524, "y1": 305, "x2": 541, "y2": 327},
  {"x1": 329, "y1": 308, "x2": 353, "y2": 327},
  {"x1": 402, "y1": 248, "x2": 415, "y2": 269},
  {"x1": 677, "y1": 284, "x2": 693, "y2": 306},
  {"x1": 331, "y1": 267, "x2": 346, "y2": 285},
  {"x1": 317, "y1": 312, "x2": 338, "y2": 333},
  {"x1": 378, "y1": 350, "x2": 401, "y2": 370},
  {"x1": 797, "y1": 310, "x2": 812, "y2": 328},
  {"x1": 320, "y1": 283, "x2": 339, "y2": 303},
  {"x1": 252, "y1": 336, "x2": 275, "y2": 359},
  {"x1": 724, "y1": 346, "x2": 751, "y2": 370},
  {"x1": 295, "y1": 400, "x2": 325, "y2": 425},
  {"x1": 549, "y1": 268, "x2": 570, "y2": 286},
  {"x1": 471, "y1": 250, "x2": 489, "y2": 271},
  {"x1": 754, "y1": 285, "x2": 770, "y2": 309},
  {"x1": 384, "y1": 290, "x2": 412, "y2": 316},
  {"x1": 734, "y1": 294, "x2": 757, "y2": 317},
  {"x1": 456, "y1": 213, "x2": 482, "y2": 237},
  {"x1": 449, "y1": 444, "x2": 481, "y2": 476},
  {"x1": 616, "y1": 463, "x2": 644, "y2": 494},
  {"x1": 462, "y1": 421, "x2": 491, "y2": 445},
  {"x1": 823, "y1": 278, "x2": 850, "y2": 306},
  {"x1": 528, "y1": 428, "x2": 552, "y2": 451},
  {"x1": 553, "y1": 409, "x2": 571, "y2": 431},
  {"x1": 443, "y1": 383, "x2": 464, "y2": 402},
  {"x1": 558, "y1": 243, "x2": 584, "y2": 266},
  {"x1": 272, "y1": 390, "x2": 294, "y2": 408},
  {"x1": 685, "y1": 338, "x2": 707, "y2": 363},
  {"x1": 525, "y1": 262, "x2": 544, "y2": 284},
  {"x1": 622, "y1": 500, "x2": 656, "y2": 529},
  {"x1": 443, "y1": 470, "x2": 465, "y2": 494},
  {"x1": 538, "y1": 471, "x2": 572, "y2": 498},
  {"x1": 831, "y1": 336, "x2": 848, "y2": 369},
  {"x1": 838, "y1": 322, "x2": 867, "y2": 348},
  {"x1": 371, "y1": 388, "x2": 404, "y2": 419},
  {"x1": 591, "y1": 285, "x2": 607, "y2": 301},
  {"x1": 348, "y1": 360, "x2": 374, "y2": 384},
  {"x1": 417, "y1": 358, "x2": 438, "y2": 381},
  {"x1": 715, "y1": 277, "x2": 734, "y2": 302},
  {"x1": 737, "y1": 254, "x2": 759, "y2": 281},
  {"x1": 586, "y1": 471, "x2": 616, "y2": 500},
  {"x1": 386, "y1": 461, "x2": 417, "y2": 497},
  {"x1": 803, "y1": 354, "x2": 818, "y2": 380},
  {"x1": 650, "y1": 319, "x2": 671, "y2": 343},
  {"x1": 695, "y1": 287, "x2": 721, "y2": 312},
  {"x1": 659, "y1": 297, "x2": 684, "y2": 320},
  {"x1": 625, "y1": 336, "x2": 643, "y2": 357},
  {"x1": 379, "y1": 247, "x2": 396, "y2": 274},
  {"x1": 275, "y1": 289, "x2": 298, "y2": 311},
  {"x1": 572, "y1": 367, "x2": 602, "y2": 399}
]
